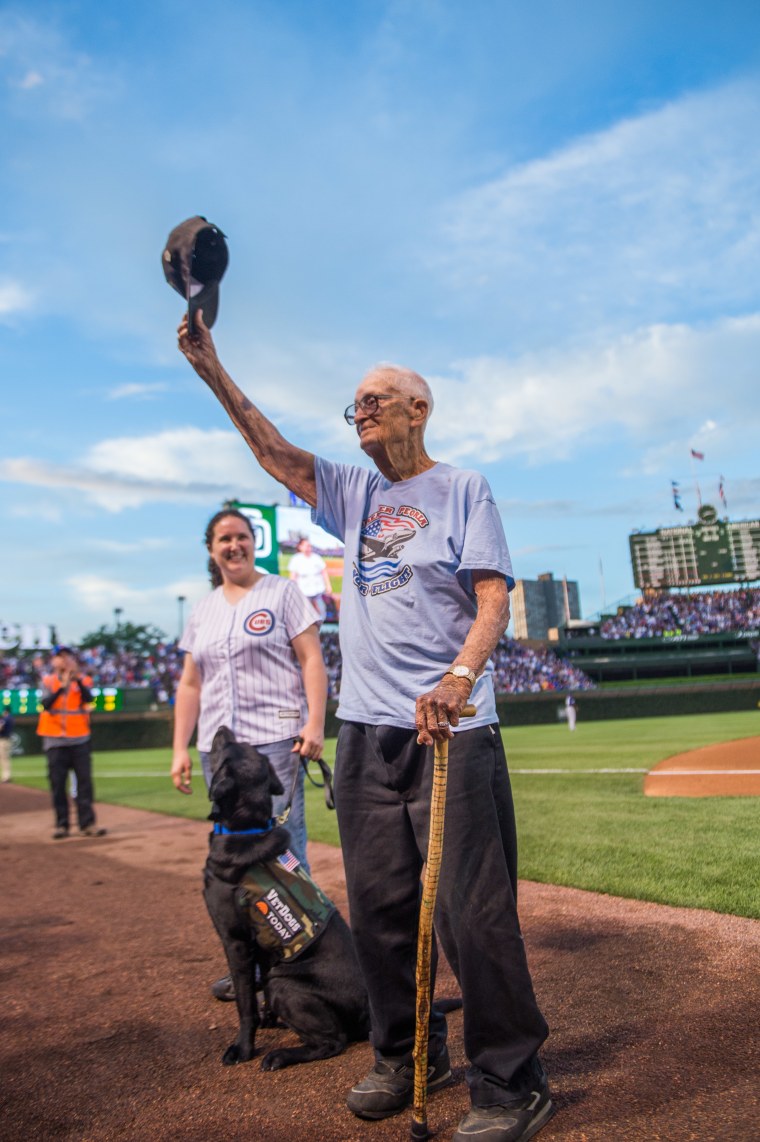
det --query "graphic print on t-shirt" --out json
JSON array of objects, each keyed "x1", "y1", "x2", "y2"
[{"x1": 353, "y1": 503, "x2": 429, "y2": 596}]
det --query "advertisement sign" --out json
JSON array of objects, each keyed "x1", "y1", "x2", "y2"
[{"x1": 231, "y1": 503, "x2": 279, "y2": 576}]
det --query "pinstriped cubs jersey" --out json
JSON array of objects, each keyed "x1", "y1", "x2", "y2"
[{"x1": 180, "y1": 575, "x2": 318, "y2": 751}]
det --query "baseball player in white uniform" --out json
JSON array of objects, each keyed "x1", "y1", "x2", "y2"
[
  {"x1": 564, "y1": 694, "x2": 577, "y2": 731},
  {"x1": 288, "y1": 536, "x2": 334, "y2": 622}
]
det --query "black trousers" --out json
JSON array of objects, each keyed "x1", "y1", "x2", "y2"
[
  {"x1": 334, "y1": 722, "x2": 548, "y2": 1107},
  {"x1": 47, "y1": 741, "x2": 97, "y2": 830}
]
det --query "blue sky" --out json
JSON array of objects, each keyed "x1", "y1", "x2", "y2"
[{"x1": 1, "y1": 0, "x2": 759, "y2": 643}]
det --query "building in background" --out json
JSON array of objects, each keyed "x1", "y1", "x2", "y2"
[{"x1": 511, "y1": 573, "x2": 581, "y2": 640}]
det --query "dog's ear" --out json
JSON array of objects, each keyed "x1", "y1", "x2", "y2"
[
  {"x1": 268, "y1": 761, "x2": 285, "y2": 797},
  {"x1": 212, "y1": 725, "x2": 235, "y2": 750},
  {"x1": 210, "y1": 726, "x2": 237, "y2": 779},
  {"x1": 208, "y1": 764, "x2": 236, "y2": 806}
]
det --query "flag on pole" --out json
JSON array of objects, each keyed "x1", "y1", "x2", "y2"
[
  {"x1": 671, "y1": 480, "x2": 683, "y2": 511},
  {"x1": 719, "y1": 475, "x2": 728, "y2": 512},
  {"x1": 690, "y1": 448, "x2": 705, "y2": 461}
]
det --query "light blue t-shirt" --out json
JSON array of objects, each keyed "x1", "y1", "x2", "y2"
[{"x1": 313, "y1": 459, "x2": 514, "y2": 729}]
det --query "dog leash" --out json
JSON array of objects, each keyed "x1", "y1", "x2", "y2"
[{"x1": 276, "y1": 741, "x2": 335, "y2": 827}]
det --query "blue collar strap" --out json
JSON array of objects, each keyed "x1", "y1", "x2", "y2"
[{"x1": 213, "y1": 819, "x2": 275, "y2": 836}]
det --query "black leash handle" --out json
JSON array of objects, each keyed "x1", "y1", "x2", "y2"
[
  {"x1": 292, "y1": 738, "x2": 335, "y2": 811},
  {"x1": 302, "y1": 755, "x2": 335, "y2": 810}
]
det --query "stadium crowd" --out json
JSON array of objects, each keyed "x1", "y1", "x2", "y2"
[
  {"x1": 491, "y1": 640, "x2": 596, "y2": 694},
  {"x1": 0, "y1": 642, "x2": 185, "y2": 704},
  {"x1": 5, "y1": 587, "x2": 759, "y2": 701},
  {"x1": 599, "y1": 587, "x2": 760, "y2": 639},
  {"x1": 2, "y1": 632, "x2": 596, "y2": 700}
]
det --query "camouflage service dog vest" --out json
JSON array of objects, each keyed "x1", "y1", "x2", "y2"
[{"x1": 238, "y1": 850, "x2": 335, "y2": 961}]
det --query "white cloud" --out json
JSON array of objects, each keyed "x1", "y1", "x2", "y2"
[
  {"x1": 106, "y1": 383, "x2": 169, "y2": 401},
  {"x1": 435, "y1": 79, "x2": 760, "y2": 339},
  {"x1": 0, "y1": 427, "x2": 283, "y2": 510},
  {"x1": 0, "y1": 278, "x2": 33, "y2": 317},
  {"x1": 17, "y1": 70, "x2": 43, "y2": 90},
  {"x1": 66, "y1": 573, "x2": 209, "y2": 619},
  {"x1": 86, "y1": 427, "x2": 255, "y2": 485},
  {"x1": 425, "y1": 313, "x2": 760, "y2": 466},
  {"x1": 3, "y1": 313, "x2": 756, "y2": 515},
  {"x1": 0, "y1": 12, "x2": 117, "y2": 120},
  {"x1": 88, "y1": 537, "x2": 172, "y2": 554}
]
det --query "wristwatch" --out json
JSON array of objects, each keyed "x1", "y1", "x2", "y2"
[{"x1": 444, "y1": 665, "x2": 477, "y2": 688}]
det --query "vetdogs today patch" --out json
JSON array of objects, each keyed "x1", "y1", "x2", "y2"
[
  {"x1": 244, "y1": 609, "x2": 276, "y2": 636},
  {"x1": 239, "y1": 858, "x2": 336, "y2": 961}
]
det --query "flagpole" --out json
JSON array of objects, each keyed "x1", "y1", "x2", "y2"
[
  {"x1": 689, "y1": 451, "x2": 702, "y2": 510},
  {"x1": 719, "y1": 475, "x2": 729, "y2": 516},
  {"x1": 562, "y1": 574, "x2": 571, "y2": 627}
]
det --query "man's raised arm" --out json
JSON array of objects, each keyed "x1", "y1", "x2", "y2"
[{"x1": 177, "y1": 311, "x2": 317, "y2": 506}]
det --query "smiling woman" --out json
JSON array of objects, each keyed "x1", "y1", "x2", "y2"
[{"x1": 169, "y1": 508, "x2": 328, "y2": 878}]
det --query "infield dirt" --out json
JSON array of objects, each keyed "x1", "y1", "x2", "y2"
[
  {"x1": 1, "y1": 783, "x2": 758, "y2": 1142},
  {"x1": 644, "y1": 735, "x2": 760, "y2": 797}
]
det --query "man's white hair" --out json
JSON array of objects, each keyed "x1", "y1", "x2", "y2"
[{"x1": 363, "y1": 363, "x2": 434, "y2": 420}]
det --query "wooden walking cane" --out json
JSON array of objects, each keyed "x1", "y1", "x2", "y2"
[{"x1": 411, "y1": 705, "x2": 476, "y2": 1141}]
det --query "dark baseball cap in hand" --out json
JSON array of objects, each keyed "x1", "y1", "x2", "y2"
[{"x1": 162, "y1": 216, "x2": 228, "y2": 329}]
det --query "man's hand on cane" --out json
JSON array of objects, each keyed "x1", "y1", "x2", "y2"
[{"x1": 415, "y1": 676, "x2": 473, "y2": 745}]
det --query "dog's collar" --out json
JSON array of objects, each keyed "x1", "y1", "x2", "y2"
[{"x1": 213, "y1": 819, "x2": 275, "y2": 836}]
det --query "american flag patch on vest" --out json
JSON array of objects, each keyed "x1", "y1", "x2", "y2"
[{"x1": 277, "y1": 849, "x2": 300, "y2": 873}]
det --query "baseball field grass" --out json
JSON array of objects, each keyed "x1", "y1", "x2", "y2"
[{"x1": 11, "y1": 710, "x2": 759, "y2": 919}]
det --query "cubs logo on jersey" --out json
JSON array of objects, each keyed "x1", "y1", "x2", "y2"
[{"x1": 244, "y1": 608, "x2": 276, "y2": 636}]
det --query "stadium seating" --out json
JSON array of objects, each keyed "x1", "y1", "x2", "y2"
[{"x1": 5, "y1": 588, "x2": 757, "y2": 701}]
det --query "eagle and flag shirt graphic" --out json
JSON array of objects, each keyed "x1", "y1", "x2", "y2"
[{"x1": 353, "y1": 504, "x2": 429, "y2": 596}]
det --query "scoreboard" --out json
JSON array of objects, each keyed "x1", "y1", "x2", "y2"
[
  {"x1": 1, "y1": 687, "x2": 123, "y2": 716},
  {"x1": 629, "y1": 505, "x2": 760, "y2": 590}
]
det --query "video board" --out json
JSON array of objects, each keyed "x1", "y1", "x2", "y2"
[
  {"x1": 229, "y1": 501, "x2": 345, "y2": 622},
  {"x1": 1, "y1": 687, "x2": 123, "y2": 716}
]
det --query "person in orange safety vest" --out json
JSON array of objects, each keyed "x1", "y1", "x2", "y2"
[{"x1": 37, "y1": 646, "x2": 106, "y2": 840}]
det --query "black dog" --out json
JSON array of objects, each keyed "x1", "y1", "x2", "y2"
[{"x1": 203, "y1": 726, "x2": 370, "y2": 1070}]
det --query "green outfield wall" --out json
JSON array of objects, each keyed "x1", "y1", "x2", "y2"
[
  {"x1": 494, "y1": 678, "x2": 760, "y2": 725},
  {"x1": 11, "y1": 711, "x2": 175, "y2": 755}
]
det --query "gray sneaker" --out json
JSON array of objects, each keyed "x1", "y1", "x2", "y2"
[
  {"x1": 452, "y1": 1078, "x2": 554, "y2": 1142},
  {"x1": 210, "y1": 974, "x2": 236, "y2": 1002},
  {"x1": 346, "y1": 1047, "x2": 452, "y2": 1119}
]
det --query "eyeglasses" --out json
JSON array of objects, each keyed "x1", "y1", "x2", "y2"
[{"x1": 343, "y1": 394, "x2": 396, "y2": 426}]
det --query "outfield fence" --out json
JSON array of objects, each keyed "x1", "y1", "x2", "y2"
[{"x1": 495, "y1": 678, "x2": 760, "y2": 725}]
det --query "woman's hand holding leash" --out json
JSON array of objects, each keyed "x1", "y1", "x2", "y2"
[{"x1": 292, "y1": 720, "x2": 324, "y2": 761}]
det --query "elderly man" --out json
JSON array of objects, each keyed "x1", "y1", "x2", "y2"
[{"x1": 178, "y1": 313, "x2": 552, "y2": 1142}]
